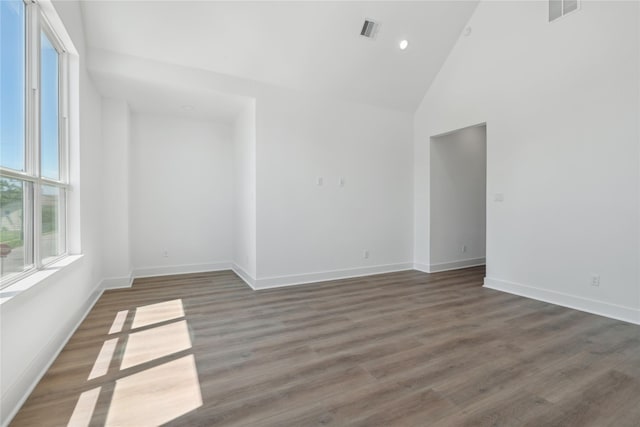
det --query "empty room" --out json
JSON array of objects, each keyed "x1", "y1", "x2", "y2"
[{"x1": 1, "y1": 0, "x2": 639, "y2": 425}]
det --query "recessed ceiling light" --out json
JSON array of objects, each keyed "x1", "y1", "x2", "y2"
[
  {"x1": 399, "y1": 40, "x2": 409, "y2": 50},
  {"x1": 181, "y1": 105, "x2": 194, "y2": 111}
]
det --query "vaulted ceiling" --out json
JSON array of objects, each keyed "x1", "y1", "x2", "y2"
[{"x1": 80, "y1": 1, "x2": 478, "y2": 113}]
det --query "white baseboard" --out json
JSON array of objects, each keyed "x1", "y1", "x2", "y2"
[
  {"x1": 412, "y1": 258, "x2": 485, "y2": 273},
  {"x1": 252, "y1": 263, "x2": 414, "y2": 290},
  {"x1": 133, "y1": 262, "x2": 232, "y2": 279},
  {"x1": 231, "y1": 264, "x2": 256, "y2": 289},
  {"x1": 413, "y1": 262, "x2": 431, "y2": 273},
  {"x1": 429, "y1": 257, "x2": 486, "y2": 273},
  {"x1": 484, "y1": 277, "x2": 640, "y2": 325},
  {"x1": 1, "y1": 282, "x2": 104, "y2": 427},
  {"x1": 101, "y1": 273, "x2": 134, "y2": 290}
]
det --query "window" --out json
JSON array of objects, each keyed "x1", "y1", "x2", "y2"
[{"x1": 1, "y1": 0, "x2": 69, "y2": 287}]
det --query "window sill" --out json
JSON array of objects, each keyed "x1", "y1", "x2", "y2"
[{"x1": 0, "y1": 254, "x2": 84, "y2": 306}]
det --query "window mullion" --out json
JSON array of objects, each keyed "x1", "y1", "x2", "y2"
[
  {"x1": 59, "y1": 188, "x2": 67, "y2": 256},
  {"x1": 34, "y1": 18, "x2": 42, "y2": 270},
  {"x1": 60, "y1": 53, "x2": 69, "y2": 184},
  {"x1": 60, "y1": 54, "x2": 69, "y2": 258},
  {"x1": 25, "y1": 2, "x2": 38, "y2": 178},
  {"x1": 24, "y1": 182, "x2": 35, "y2": 268},
  {"x1": 27, "y1": 3, "x2": 43, "y2": 268},
  {"x1": 33, "y1": 181, "x2": 42, "y2": 268},
  {"x1": 40, "y1": 177, "x2": 69, "y2": 189},
  {"x1": 0, "y1": 168, "x2": 38, "y2": 183}
]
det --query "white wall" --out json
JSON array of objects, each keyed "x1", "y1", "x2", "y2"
[
  {"x1": 130, "y1": 114, "x2": 234, "y2": 276},
  {"x1": 86, "y1": 49, "x2": 417, "y2": 288},
  {"x1": 414, "y1": 1, "x2": 640, "y2": 323},
  {"x1": 430, "y1": 125, "x2": 486, "y2": 271},
  {"x1": 0, "y1": 1, "x2": 106, "y2": 424},
  {"x1": 101, "y1": 98, "x2": 131, "y2": 286},
  {"x1": 255, "y1": 88, "x2": 414, "y2": 287},
  {"x1": 233, "y1": 101, "x2": 257, "y2": 281}
]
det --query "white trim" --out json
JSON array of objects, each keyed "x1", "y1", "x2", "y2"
[
  {"x1": 412, "y1": 259, "x2": 485, "y2": 274},
  {"x1": 35, "y1": 0, "x2": 77, "y2": 56},
  {"x1": 484, "y1": 277, "x2": 640, "y2": 326},
  {"x1": 429, "y1": 257, "x2": 486, "y2": 273},
  {"x1": 231, "y1": 264, "x2": 256, "y2": 289},
  {"x1": 413, "y1": 262, "x2": 431, "y2": 273},
  {"x1": 133, "y1": 262, "x2": 232, "y2": 279},
  {"x1": 101, "y1": 273, "x2": 134, "y2": 290},
  {"x1": 252, "y1": 263, "x2": 414, "y2": 290},
  {"x1": 1, "y1": 281, "x2": 103, "y2": 427},
  {"x1": 0, "y1": 255, "x2": 84, "y2": 304}
]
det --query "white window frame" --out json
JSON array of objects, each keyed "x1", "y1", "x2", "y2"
[{"x1": 0, "y1": 0, "x2": 70, "y2": 288}]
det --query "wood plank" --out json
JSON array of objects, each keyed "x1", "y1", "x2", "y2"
[{"x1": 9, "y1": 267, "x2": 640, "y2": 426}]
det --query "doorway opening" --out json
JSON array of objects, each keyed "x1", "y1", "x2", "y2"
[{"x1": 429, "y1": 123, "x2": 487, "y2": 273}]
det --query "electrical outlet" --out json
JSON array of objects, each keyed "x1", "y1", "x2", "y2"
[
  {"x1": 462, "y1": 245, "x2": 467, "y2": 253},
  {"x1": 163, "y1": 249, "x2": 169, "y2": 258},
  {"x1": 316, "y1": 177, "x2": 324, "y2": 186},
  {"x1": 591, "y1": 274, "x2": 600, "y2": 287},
  {"x1": 363, "y1": 250, "x2": 370, "y2": 259}
]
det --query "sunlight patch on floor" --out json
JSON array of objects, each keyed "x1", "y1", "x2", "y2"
[
  {"x1": 108, "y1": 310, "x2": 129, "y2": 334},
  {"x1": 67, "y1": 299, "x2": 202, "y2": 426},
  {"x1": 88, "y1": 338, "x2": 118, "y2": 380},
  {"x1": 105, "y1": 355, "x2": 203, "y2": 426},
  {"x1": 67, "y1": 387, "x2": 101, "y2": 427},
  {"x1": 132, "y1": 299, "x2": 185, "y2": 329},
  {"x1": 121, "y1": 319, "x2": 192, "y2": 369}
]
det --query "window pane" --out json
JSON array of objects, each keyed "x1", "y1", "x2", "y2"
[
  {"x1": 41, "y1": 184, "x2": 65, "y2": 263},
  {"x1": 1, "y1": 178, "x2": 29, "y2": 281},
  {"x1": 0, "y1": 0, "x2": 26, "y2": 171},
  {"x1": 41, "y1": 31, "x2": 60, "y2": 180}
]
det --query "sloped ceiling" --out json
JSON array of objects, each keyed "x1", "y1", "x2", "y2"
[{"x1": 81, "y1": 1, "x2": 478, "y2": 113}]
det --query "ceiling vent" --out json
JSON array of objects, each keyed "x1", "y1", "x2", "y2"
[
  {"x1": 549, "y1": 0, "x2": 579, "y2": 22},
  {"x1": 360, "y1": 19, "x2": 380, "y2": 39}
]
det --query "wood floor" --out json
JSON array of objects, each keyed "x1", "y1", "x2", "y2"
[{"x1": 11, "y1": 267, "x2": 640, "y2": 426}]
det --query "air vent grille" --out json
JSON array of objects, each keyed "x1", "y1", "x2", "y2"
[
  {"x1": 549, "y1": 0, "x2": 579, "y2": 22},
  {"x1": 360, "y1": 19, "x2": 379, "y2": 39}
]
